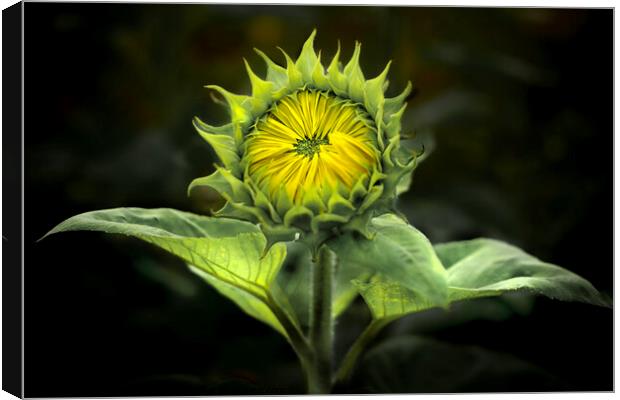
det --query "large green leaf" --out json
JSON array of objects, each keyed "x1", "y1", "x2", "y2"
[
  {"x1": 436, "y1": 238, "x2": 611, "y2": 307},
  {"x1": 337, "y1": 233, "x2": 610, "y2": 383},
  {"x1": 349, "y1": 236, "x2": 610, "y2": 327},
  {"x1": 42, "y1": 207, "x2": 258, "y2": 238},
  {"x1": 329, "y1": 213, "x2": 449, "y2": 312},
  {"x1": 43, "y1": 207, "x2": 298, "y2": 337}
]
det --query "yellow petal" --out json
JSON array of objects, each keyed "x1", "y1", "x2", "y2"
[{"x1": 245, "y1": 90, "x2": 380, "y2": 205}]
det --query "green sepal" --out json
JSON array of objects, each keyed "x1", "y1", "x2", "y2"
[
  {"x1": 278, "y1": 47, "x2": 304, "y2": 90},
  {"x1": 311, "y1": 52, "x2": 330, "y2": 91},
  {"x1": 216, "y1": 199, "x2": 271, "y2": 225},
  {"x1": 384, "y1": 153, "x2": 417, "y2": 198},
  {"x1": 327, "y1": 191, "x2": 356, "y2": 216},
  {"x1": 383, "y1": 134, "x2": 400, "y2": 169},
  {"x1": 326, "y1": 43, "x2": 348, "y2": 97},
  {"x1": 310, "y1": 212, "x2": 348, "y2": 233},
  {"x1": 343, "y1": 42, "x2": 365, "y2": 102},
  {"x1": 295, "y1": 29, "x2": 319, "y2": 83},
  {"x1": 385, "y1": 103, "x2": 407, "y2": 139},
  {"x1": 192, "y1": 119, "x2": 240, "y2": 173},
  {"x1": 260, "y1": 223, "x2": 302, "y2": 257},
  {"x1": 374, "y1": 104, "x2": 386, "y2": 151},
  {"x1": 364, "y1": 61, "x2": 391, "y2": 117},
  {"x1": 206, "y1": 84, "x2": 252, "y2": 127},
  {"x1": 283, "y1": 205, "x2": 314, "y2": 229},
  {"x1": 193, "y1": 118, "x2": 234, "y2": 136},
  {"x1": 358, "y1": 184, "x2": 384, "y2": 214},
  {"x1": 395, "y1": 168, "x2": 414, "y2": 196},
  {"x1": 383, "y1": 81, "x2": 412, "y2": 120},
  {"x1": 339, "y1": 209, "x2": 376, "y2": 240},
  {"x1": 243, "y1": 58, "x2": 274, "y2": 111},
  {"x1": 188, "y1": 167, "x2": 252, "y2": 205},
  {"x1": 254, "y1": 48, "x2": 289, "y2": 89},
  {"x1": 301, "y1": 187, "x2": 327, "y2": 215},
  {"x1": 247, "y1": 179, "x2": 282, "y2": 223},
  {"x1": 348, "y1": 175, "x2": 370, "y2": 205},
  {"x1": 274, "y1": 187, "x2": 294, "y2": 217}
]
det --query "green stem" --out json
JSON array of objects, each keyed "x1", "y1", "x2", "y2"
[
  {"x1": 307, "y1": 245, "x2": 335, "y2": 394},
  {"x1": 334, "y1": 319, "x2": 388, "y2": 383}
]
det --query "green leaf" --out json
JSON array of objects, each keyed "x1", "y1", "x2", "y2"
[
  {"x1": 353, "y1": 275, "x2": 440, "y2": 321},
  {"x1": 43, "y1": 207, "x2": 257, "y2": 238},
  {"x1": 43, "y1": 208, "x2": 299, "y2": 338},
  {"x1": 333, "y1": 214, "x2": 452, "y2": 382},
  {"x1": 329, "y1": 213, "x2": 449, "y2": 311},
  {"x1": 346, "y1": 235, "x2": 609, "y2": 328},
  {"x1": 336, "y1": 226, "x2": 610, "y2": 383},
  {"x1": 436, "y1": 238, "x2": 611, "y2": 307}
]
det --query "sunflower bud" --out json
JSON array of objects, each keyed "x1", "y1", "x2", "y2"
[{"x1": 189, "y1": 30, "x2": 418, "y2": 248}]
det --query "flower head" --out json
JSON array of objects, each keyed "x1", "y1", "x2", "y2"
[
  {"x1": 245, "y1": 90, "x2": 379, "y2": 205},
  {"x1": 190, "y1": 30, "x2": 419, "y2": 247}
]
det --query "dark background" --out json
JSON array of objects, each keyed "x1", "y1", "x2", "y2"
[{"x1": 24, "y1": 4, "x2": 612, "y2": 396}]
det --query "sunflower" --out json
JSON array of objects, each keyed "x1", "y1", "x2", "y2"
[
  {"x1": 190, "y1": 30, "x2": 418, "y2": 247},
  {"x1": 245, "y1": 90, "x2": 380, "y2": 205}
]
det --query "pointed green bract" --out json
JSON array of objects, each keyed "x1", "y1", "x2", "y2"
[
  {"x1": 190, "y1": 30, "x2": 418, "y2": 245},
  {"x1": 192, "y1": 119, "x2": 240, "y2": 173}
]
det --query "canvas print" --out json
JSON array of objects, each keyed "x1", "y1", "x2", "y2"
[{"x1": 18, "y1": 3, "x2": 613, "y2": 396}]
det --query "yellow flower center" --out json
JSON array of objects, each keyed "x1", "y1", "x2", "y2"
[{"x1": 245, "y1": 90, "x2": 379, "y2": 204}]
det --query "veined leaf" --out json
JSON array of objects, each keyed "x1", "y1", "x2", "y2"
[
  {"x1": 329, "y1": 213, "x2": 449, "y2": 312},
  {"x1": 436, "y1": 238, "x2": 611, "y2": 307},
  {"x1": 348, "y1": 236, "x2": 610, "y2": 328},
  {"x1": 337, "y1": 230, "x2": 610, "y2": 383},
  {"x1": 353, "y1": 275, "x2": 439, "y2": 321},
  {"x1": 43, "y1": 207, "x2": 258, "y2": 238},
  {"x1": 43, "y1": 208, "x2": 298, "y2": 337}
]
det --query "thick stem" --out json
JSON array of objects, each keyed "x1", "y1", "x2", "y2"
[{"x1": 307, "y1": 245, "x2": 335, "y2": 394}]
